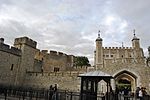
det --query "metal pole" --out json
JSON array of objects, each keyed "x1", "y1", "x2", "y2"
[
  {"x1": 106, "y1": 82, "x2": 108, "y2": 100},
  {"x1": 70, "y1": 92, "x2": 73, "y2": 100},
  {"x1": 4, "y1": 89, "x2": 7, "y2": 100}
]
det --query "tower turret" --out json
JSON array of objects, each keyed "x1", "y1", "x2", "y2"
[
  {"x1": 132, "y1": 30, "x2": 140, "y2": 49},
  {"x1": 131, "y1": 30, "x2": 144, "y2": 60},
  {"x1": 95, "y1": 30, "x2": 103, "y2": 68},
  {"x1": 14, "y1": 37, "x2": 37, "y2": 85}
]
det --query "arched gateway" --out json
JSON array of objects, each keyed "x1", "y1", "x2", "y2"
[{"x1": 113, "y1": 70, "x2": 138, "y2": 93}]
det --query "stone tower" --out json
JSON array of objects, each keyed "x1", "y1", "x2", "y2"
[
  {"x1": 14, "y1": 37, "x2": 37, "y2": 85},
  {"x1": 132, "y1": 34, "x2": 140, "y2": 49},
  {"x1": 95, "y1": 32, "x2": 103, "y2": 69},
  {"x1": 132, "y1": 31, "x2": 144, "y2": 60}
]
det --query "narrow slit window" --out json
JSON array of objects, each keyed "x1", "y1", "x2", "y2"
[
  {"x1": 10, "y1": 64, "x2": 14, "y2": 71},
  {"x1": 54, "y1": 67, "x2": 59, "y2": 72},
  {"x1": 106, "y1": 55, "x2": 109, "y2": 57}
]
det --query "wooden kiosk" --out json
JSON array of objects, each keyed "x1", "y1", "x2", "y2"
[{"x1": 79, "y1": 71, "x2": 113, "y2": 100}]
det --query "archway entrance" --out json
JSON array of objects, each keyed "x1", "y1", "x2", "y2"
[
  {"x1": 114, "y1": 70, "x2": 137, "y2": 93},
  {"x1": 117, "y1": 78, "x2": 131, "y2": 92}
]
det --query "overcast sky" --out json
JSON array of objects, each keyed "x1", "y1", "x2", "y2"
[{"x1": 0, "y1": 0, "x2": 150, "y2": 65}]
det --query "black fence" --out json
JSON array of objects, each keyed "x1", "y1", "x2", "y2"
[{"x1": 0, "y1": 84, "x2": 150, "y2": 100}]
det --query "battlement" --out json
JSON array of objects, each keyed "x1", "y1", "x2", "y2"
[
  {"x1": 41, "y1": 50, "x2": 48, "y2": 54},
  {"x1": 103, "y1": 47, "x2": 133, "y2": 50},
  {"x1": 58, "y1": 52, "x2": 63, "y2": 55},
  {"x1": 14, "y1": 36, "x2": 37, "y2": 48},
  {"x1": 26, "y1": 71, "x2": 84, "y2": 77},
  {"x1": 50, "y1": 50, "x2": 57, "y2": 55},
  {"x1": 0, "y1": 43, "x2": 21, "y2": 56},
  {"x1": 40, "y1": 50, "x2": 68, "y2": 57}
]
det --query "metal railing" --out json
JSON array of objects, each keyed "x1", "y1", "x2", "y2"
[{"x1": 0, "y1": 84, "x2": 150, "y2": 100}]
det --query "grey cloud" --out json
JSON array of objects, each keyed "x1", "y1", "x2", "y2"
[{"x1": 0, "y1": 0, "x2": 150, "y2": 65}]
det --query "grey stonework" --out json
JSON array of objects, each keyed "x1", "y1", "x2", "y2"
[
  {"x1": 0, "y1": 36, "x2": 77, "y2": 90},
  {"x1": 0, "y1": 35, "x2": 150, "y2": 94},
  {"x1": 95, "y1": 33, "x2": 150, "y2": 94}
]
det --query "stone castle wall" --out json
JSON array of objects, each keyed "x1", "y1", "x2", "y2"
[
  {"x1": 95, "y1": 34, "x2": 150, "y2": 93},
  {"x1": 14, "y1": 37, "x2": 37, "y2": 49},
  {"x1": 97, "y1": 62, "x2": 150, "y2": 93},
  {"x1": 33, "y1": 59, "x2": 42, "y2": 72},
  {"x1": 1, "y1": 35, "x2": 150, "y2": 94},
  {"x1": 102, "y1": 47, "x2": 144, "y2": 63},
  {"x1": 0, "y1": 47, "x2": 21, "y2": 85},
  {"x1": 24, "y1": 71, "x2": 84, "y2": 91},
  {"x1": 14, "y1": 37, "x2": 39, "y2": 85},
  {"x1": 95, "y1": 46, "x2": 145, "y2": 67},
  {"x1": 0, "y1": 43, "x2": 21, "y2": 56},
  {"x1": 0, "y1": 37, "x2": 76, "y2": 87},
  {"x1": 103, "y1": 47, "x2": 133, "y2": 58},
  {"x1": 0, "y1": 40, "x2": 21, "y2": 85},
  {"x1": 34, "y1": 50, "x2": 74, "y2": 72}
]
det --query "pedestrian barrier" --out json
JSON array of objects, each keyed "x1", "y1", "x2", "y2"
[{"x1": 0, "y1": 84, "x2": 150, "y2": 100}]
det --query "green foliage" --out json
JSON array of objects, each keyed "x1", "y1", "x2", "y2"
[{"x1": 74, "y1": 56, "x2": 91, "y2": 67}]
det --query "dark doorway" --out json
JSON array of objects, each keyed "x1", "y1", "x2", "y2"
[{"x1": 117, "y1": 78, "x2": 131, "y2": 93}]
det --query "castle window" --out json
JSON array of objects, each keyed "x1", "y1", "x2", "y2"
[
  {"x1": 10, "y1": 64, "x2": 14, "y2": 71},
  {"x1": 54, "y1": 67, "x2": 59, "y2": 72},
  {"x1": 122, "y1": 55, "x2": 123, "y2": 58},
  {"x1": 106, "y1": 55, "x2": 109, "y2": 57},
  {"x1": 111, "y1": 55, "x2": 113, "y2": 57}
]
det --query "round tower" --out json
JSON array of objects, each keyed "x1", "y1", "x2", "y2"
[{"x1": 95, "y1": 31, "x2": 103, "y2": 68}]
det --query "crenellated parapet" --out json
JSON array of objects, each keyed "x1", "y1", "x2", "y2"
[
  {"x1": 14, "y1": 37, "x2": 37, "y2": 48},
  {"x1": 50, "y1": 50, "x2": 58, "y2": 55},
  {"x1": 26, "y1": 71, "x2": 84, "y2": 77},
  {"x1": 34, "y1": 49, "x2": 74, "y2": 72},
  {"x1": 103, "y1": 47, "x2": 133, "y2": 50},
  {"x1": 41, "y1": 50, "x2": 48, "y2": 54},
  {"x1": 58, "y1": 52, "x2": 64, "y2": 56},
  {"x1": 40, "y1": 50, "x2": 68, "y2": 57},
  {"x1": 0, "y1": 43, "x2": 21, "y2": 56}
]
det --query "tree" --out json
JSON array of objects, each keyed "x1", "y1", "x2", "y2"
[{"x1": 74, "y1": 56, "x2": 91, "y2": 67}]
